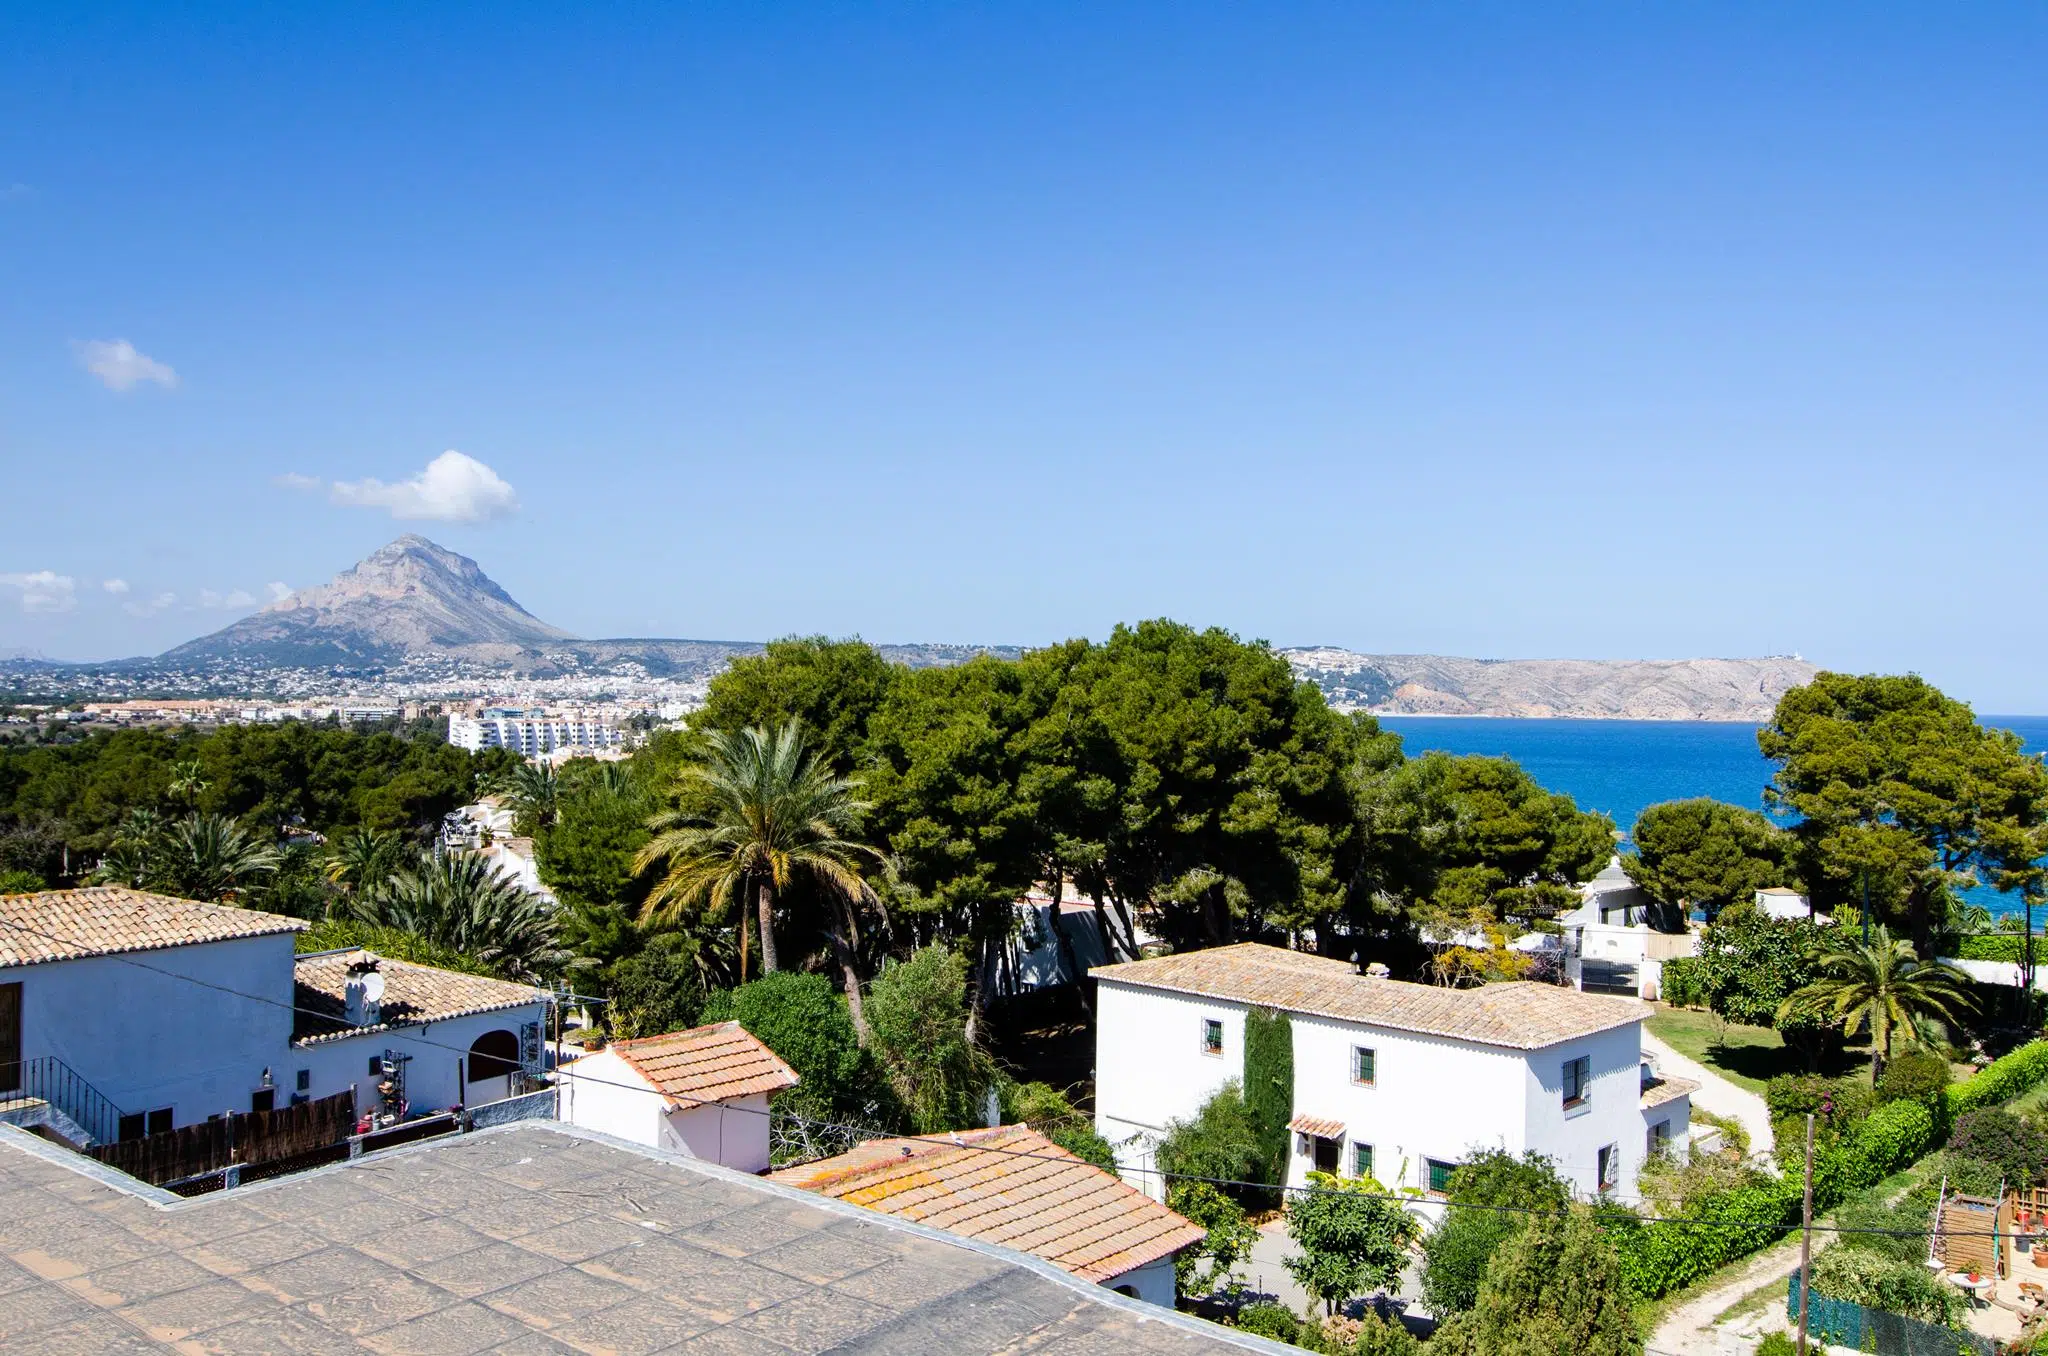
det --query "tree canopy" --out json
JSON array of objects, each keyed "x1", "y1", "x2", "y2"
[{"x1": 1625, "y1": 798, "x2": 1792, "y2": 920}]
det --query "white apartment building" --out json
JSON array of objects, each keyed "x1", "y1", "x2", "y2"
[
  {"x1": 1092, "y1": 943, "x2": 1690, "y2": 1207},
  {"x1": 448, "y1": 709, "x2": 626, "y2": 757}
]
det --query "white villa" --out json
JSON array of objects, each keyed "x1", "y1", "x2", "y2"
[
  {"x1": 560, "y1": 1021, "x2": 799, "y2": 1174},
  {"x1": 0, "y1": 888, "x2": 552, "y2": 1148},
  {"x1": 1092, "y1": 943, "x2": 1691, "y2": 1205}
]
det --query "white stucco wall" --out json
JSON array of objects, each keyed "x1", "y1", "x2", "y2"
[
  {"x1": 1094, "y1": 981, "x2": 1247, "y2": 1199},
  {"x1": 1103, "y1": 1253, "x2": 1178, "y2": 1306},
  {"x1": 560, "y1": 1049, "x2": 664, "y2": 1145},
  {"x1": 662, "y1": 1093, "x2": 772, "y2": 1174},
  {"x1": 1284, "y1": 1014, "x2": 1529, "y2": 1194},
  {"x1": 1521, "y1": 1021, "x2": 1651, "y2": 1198},
  {"x1": 290, "y1": 1003, "x2": 550, "y2": 1120},
  {"x1": 4, "y1": 933, "x2": 298, "y2": 1129}
]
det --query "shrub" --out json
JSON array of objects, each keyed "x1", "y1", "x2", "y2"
[
  {"x1": 1050, "y1": 1125, "x2": 1118, "y2": 1173},
  {"x1": 1767, "y1": 1074, "x2": 1872, "y2": 1152},
  {"x1": 1809, "y1": 1245, "x2": 1960, "y2": 1324},
  {"x1": 1157, "y1": 1082, "x2": 1267, "y2": 1199},
  {"x1": 1834, "y1": 1197, "x2": 1938, "y2": 1265},
  {"x1": 0, "y1": 868, "x2": 45, "y2": 894},
  {"x1": 1285, "y1": 1177, "x2": 1419, "y2": 1314},
  {"x1": 865, "y1": 946, "x2": 999, "y2": 1133},
  {"x1": 1947, "y1": 1108, "x2": 2048, "y2": 1188},
  {"x1": 1659, "y1": 955, "x2": 1707, "y2": 1008},
  {"x1": 1350, "y1": 1311, "x2": 1420, "y2": 1356},
  {"x1": 607, "y1": 932, "x2": 708, "y2": 1039},
  {"x1": 1169, "y1": 1182, "x2": 1259, "y2": 1297},
  {"x1": 1236, "y1": 1302, "x2": 1304, "y2": 1344},
  {"x1": 1421, "y1": 1150, "x2": 1571, "y2": 1316},
  {"x1": 1463, "y1": 1208, "x2": 1640, "y2": 1356},
  {"x1": 1756, "y1": 1332, "x2": 1797, "y2": 1356},
  {"x1": 1875, "y1": 1049, "x2": 1952, "y2": 1106},
  {"x1": 701, "y1": 971, "x2": 880, "y2": 1124},
  {"x1": 1928, "y1": 1150, "x2": 2004, "y2": 1198}
]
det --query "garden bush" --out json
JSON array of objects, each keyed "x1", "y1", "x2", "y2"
[
  {"x1": 1875, "y1": 1049, "x2": 1952, "y2": 1106},
  {"x1": 1809, "y1": 1246, "x2": 1961, "y2": 1324},
  {"x1": 1947, "y1": 1107, "x2": 2048, "y2": 1188},
  {"x1": 1236, "y1": 1302, "x2": 1305, "y2": 1344},
  {"x1": 1659, "y1": 955, "x2": 1707, "y2": 1008},
  {"x1": 1766, "y1": 1073, "x2": 1872, "y2": 1149},
  {"x1": 1755, "y1": 1333, "x2": 1797, "y2": 1356},
  {"x1": 1834, "y1": 1196, "x2": 1940, "y2": 1264},
  {"x1": 1349, "y1": 1311, "x2": 1419, "y2": 1356},
  {"x1": 1157, "y1": 1082, "x2": 1267, "y2": 1201},
  {"x1": 1947, "y1": 1039, "x2": 2048, "y2": 1117}
]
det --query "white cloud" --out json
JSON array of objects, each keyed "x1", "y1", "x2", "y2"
[
  {"x1": 124, "y1": 591, "x2": 177, "y2": 617},
  {"x1": 266, "y1": 581, "x2": 292, "y2": 603},
  {"x1": 197, "y1": 588, "x2": 257, "y2": 610},
  {"x1": 0, "y1": 571, "x2": 77, "y2": 613},
  {"x1": 74, "y1": 338, "x2": 178, "y2": 392},
  {"x1": 329, "y1": 449, "x2": 519, "y2": 523},
  {"x1": 102, "y1": 578, "x2": 131, "y2": 595},
  {"x1": 274, "y1": 472, "x2": 323, "y2": 492}
]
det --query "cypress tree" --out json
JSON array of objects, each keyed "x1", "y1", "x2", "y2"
[{"x1": 1242, "y1": 1005, "x2": 1293, "y2": 1200}]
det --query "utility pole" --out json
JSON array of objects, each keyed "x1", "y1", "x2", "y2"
[{"x1": 1798, "y1": 1113, "x2": 1815, "y2": 1356}]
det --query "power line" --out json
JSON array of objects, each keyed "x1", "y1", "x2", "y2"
[{"x1": 0, "y1": 911, "x2": 1993, "y2": 1241}]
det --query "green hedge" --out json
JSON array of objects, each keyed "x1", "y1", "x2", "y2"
[
  {"x1": 1617, "y1": 1040, "x2": 2048, "y2": 1300},
  {"x1": 1954, "y1": 936, "x2": 2038, "y2": 964}
]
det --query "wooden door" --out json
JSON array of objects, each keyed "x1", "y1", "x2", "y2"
[{"x1": 0, "y1": 982, "x2": 20, "y2": 1093}]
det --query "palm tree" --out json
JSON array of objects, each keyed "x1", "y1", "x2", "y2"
[
  {"x1": 149, "y1": 813, "x2": 282, "y2": 902},
  {"x1": 493, "y1": 761, "x2": 559, "y2": 832},
  {"x1": 360, "y1": 852, "x2": 569, "y2": 983},
  {"x1": 167, "y1": 759, "x2": 210, "y2": 808},
  {"x1": 1778, "y1": 926, "x2": 1977, "y2": 1080},
  {"x1": 634, "y1": 722, "x2": 881, "y2": 1021},
  {"x1": 324, "y1": 827, "x2": 404, "y2": 903}
]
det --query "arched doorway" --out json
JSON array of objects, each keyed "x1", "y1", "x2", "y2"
[{"x1": 466, "y1": 1029, "x2": 520, "y2": 1104}]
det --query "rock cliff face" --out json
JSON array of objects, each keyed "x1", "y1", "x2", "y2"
[
  {"x1": 164, "y1": 536, "x2": 576, "y2": 666},
  {"x1": 1280, "y1": 649, "x2": 1817, "y2": 722}
]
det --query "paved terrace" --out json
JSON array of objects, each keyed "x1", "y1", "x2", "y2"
[{"x1": 0, "y1": 1121, "x2": 1283, "y2": 1355}]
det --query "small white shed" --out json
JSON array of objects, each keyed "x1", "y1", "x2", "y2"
[{"x1": 560, "y1": 1021, "x2": 797, "y2": 1174}]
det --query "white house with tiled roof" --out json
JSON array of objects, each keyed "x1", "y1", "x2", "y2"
[
  {"x1": 560, "y1": 1021, "x2": 799, "y2": 1173},
  {"x1": 1091, "y1": 943, "x2": 1688, "y2": 1205},
  {"x1": 0, "y1": 888, "x2": 550, "y2": 1149},
  {"x1": 771, "y1": 1123, "x2": 1205, "y2": 1307}
]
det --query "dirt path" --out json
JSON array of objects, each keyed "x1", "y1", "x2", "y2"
[
  {"x1": 1647, "y1": 1234, "x2": 1809, "y2": 1356},
  {"x1": 1644, "y1": 1030, "x2": 1776, "y2": 1161}
]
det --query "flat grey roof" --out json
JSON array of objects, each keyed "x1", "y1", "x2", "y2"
[{"x1": 0, "y1": 1120, "x2": 1283, "y2": 1354}]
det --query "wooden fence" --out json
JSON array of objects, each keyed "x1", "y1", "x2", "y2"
[{"x1": 89, "y1": 1090, "x2": 356, "y2": 1187}]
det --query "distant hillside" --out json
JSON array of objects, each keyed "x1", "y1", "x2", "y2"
[{"x1": 1280, "y1": 648, "x2": 1818, "y2": 722}]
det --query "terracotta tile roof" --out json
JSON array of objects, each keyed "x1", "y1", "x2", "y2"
[
  {"x1": 0, "y1": 887, "x2": 306, "y2": 968},
  {"x1": 1641, "y1": 1075, "x2": 1699, "y2": 1111},
  {"x1": 293, "y1": 949, "x2": 547, "y2": 1044},
  {"x1": 610, "y1": 1022, "x2": 800, "y2": 1106},
  {"x1": 771, "y1": 1124, "x2": 1205, "y2": 1284},
  {"x1": 1092, "y1": 942, "x2": 1649, "y2": 1050},
  {"x1": 1287, "y1": 1114, "x2": 1347, "y2": 1139}
]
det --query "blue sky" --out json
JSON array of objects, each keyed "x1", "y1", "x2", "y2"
[{"x1": 3, "y1": 6, "x2": 2045, "y2": 708}]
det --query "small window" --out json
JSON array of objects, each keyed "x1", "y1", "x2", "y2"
[
  {"x1": 118, "y1": 1112, "x2": 144, "y2": 1142},
  {"x1": 1597, "y1": 1144, "x2": 1619, "y2": 1192},
  {"x1": 1562, "y1": 1055, "x2": 1591, "y2": 1108},
  {"x1": 145, "y1": 1107, "x2": 173, "y2": 1136},
  {"x1": 1352, "y1": 1142, "x2": 1374, "y2": 1180},
  {"x1": 251, "y1": 1088, "x2": 275, "y2": 1114},
  {"x1": 1201, "y1": 1019, "x2": 1223, "y2": 1055},
  {"x1": 296, "y1": 1069, "x2": 311, "y2": 1092},
  {"x1": 1648, "y1": 1120, "x2": 1672, "y2": 1156},
  {"x1": 1426, "y1": 1158, "x2": 1459, "y2": 1194},
  {"x1": 1351, "y1": 1046, "x2": 1376, "y2": 1086}
]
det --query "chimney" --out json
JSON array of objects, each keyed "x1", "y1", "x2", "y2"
[{"x1": 344, "y1": 955, "x2": 384, "y2": 1027}]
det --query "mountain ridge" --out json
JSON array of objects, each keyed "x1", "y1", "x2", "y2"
[{"x1": 153, "y1": 537, "x2": 1814, "y2": 718}]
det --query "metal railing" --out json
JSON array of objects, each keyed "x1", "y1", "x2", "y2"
[{"x1": 0, "y1": 1055, "x2": 128, "y2": 1146}]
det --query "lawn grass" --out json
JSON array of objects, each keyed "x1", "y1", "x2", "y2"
[{"x1": 1647, "y1": 1008, "x2": 1802, "y2": 1093}]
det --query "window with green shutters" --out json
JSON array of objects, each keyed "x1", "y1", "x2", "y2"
[
  {"x1": 1351, "y1": 1046, "x2": 1376, "y2": 1086},
  {"x1": 1352, "y1": 1142, "x2": 1374, "y2": 1180}
]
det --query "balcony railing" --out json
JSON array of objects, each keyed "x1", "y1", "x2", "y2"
[{"x1": 0, "y1": 1055, "x2": 127, "y2": 1147}]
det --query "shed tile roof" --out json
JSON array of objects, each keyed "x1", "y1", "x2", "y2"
[
  {"x1": 0, "y1": 887, "x2": 306, "y2": 968},
  {"x1": 1287, "y1": 1114, "x2": 1347, "y2": 1139},
  {"x1": 610, "y1": 1021, "x2": 800, "y2": 1105},
  {"x1": 1092, "y1": 942, "x2": 1648, "y2": 1050},
  {"x1": 293, "y1": 949, "x2": 547, "y2": 1044},
  {"x1": 1641, "y1": 1074, "x2": 1699, "y2": 1111},
  {"x1": 771, "y1": 1124, "x2": 1205, "y2": 1284}
]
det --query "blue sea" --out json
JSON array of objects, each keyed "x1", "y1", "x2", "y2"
[{"x1": 1376, "y1": 715, "x2": 2048, "y2": 921}]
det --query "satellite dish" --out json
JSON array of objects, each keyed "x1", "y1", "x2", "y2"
[{"x1": 361, "y1": 970, "x2": 386, "y2": 1003}]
